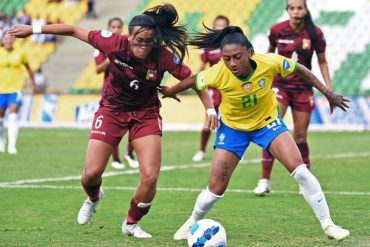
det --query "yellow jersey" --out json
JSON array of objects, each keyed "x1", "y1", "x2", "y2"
[
  {"x1": 0, "y1": 47, "x2": 29, "y2": 93},
  {"x1": 195, "y1": 53, "x2": 297, "y2": 131}
]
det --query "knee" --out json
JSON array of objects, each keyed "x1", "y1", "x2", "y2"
[
  {"x1": 83, "y1": 167, "x2": 103, "y2": 182},
  {"x1": 293, "y1": 131, "x2": 307, "y2": 143},
  {"x1": 141, "y1": 173, "x2": 158, "y2": 187}
]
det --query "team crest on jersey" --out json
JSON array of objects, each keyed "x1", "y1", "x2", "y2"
[
  {"x1": 199, "y1": 75, "x2": 205, "y2": 87},
  {"x1": 302, "y1": 39, "x2": 311, "y2": 49},
  {"x1": 146, "y1": 69, "x2": 158, "y2": 81},
  {"x1": 242, "y1": 82, "x2": 253, "y2": 93},
  {"x1": 100, "y1": 30, "x2": 113, "y2": 38},
  {"x1": 259, "y1": 79, "x2": 266, "y2": 88},
  {"x1": 218, "y1": 132, "x2": 225, "y2": 145},
  {"x1": 283, "y1": 59, "x2": 291, "y2": 70}
]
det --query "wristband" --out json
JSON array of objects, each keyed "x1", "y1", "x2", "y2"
[
  {"x1": 206, "y1": 108, "x2": 217, "y2": 116},
  {"x1": 32, "y1": 25, "x2": 42, "y2": 34}
]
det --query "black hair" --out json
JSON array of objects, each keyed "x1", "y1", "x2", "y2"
[
  {"x1": 189, "y1": 25, "x2": 254, "y2": 52},
  {"x1": 286, "y1": 0, "x2": 318, "y2": 50},
  {"x1": 128, "y1": 4, "x2": 188, "y2": 63},
  {"x1": 108, "y1": 17, "x2": 123, "y2": 27},
  {"x1": 214, "y1": 15, "x2": 230, "y2": 26}
]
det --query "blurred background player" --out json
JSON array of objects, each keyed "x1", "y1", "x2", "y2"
[
  {"x1": 0, "y1": 34, "x2": 36, "y2": 154},
  {"x1": 192, "y1": 15, "x2": 229, "y2": 162},
  {"x1": 94, "y1": 17, "x2": 138, "y2": 169},
  {"x1": 253, "y1": 0, "x2": 333, "y2": 196}
]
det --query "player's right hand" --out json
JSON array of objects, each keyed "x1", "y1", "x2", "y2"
[{"x1": 7, "y1": 25, "x2": 33, "y2": 38}]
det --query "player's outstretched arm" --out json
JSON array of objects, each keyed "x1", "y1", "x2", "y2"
[
  {"x1": 296, "y1": 63, "x2": 350, "y2": 113},
  {"x1": 7, "y1": 24, "x2": 90, "y2": 43}
]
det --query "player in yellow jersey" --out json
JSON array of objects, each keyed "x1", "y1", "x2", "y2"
[
  {"x1": 161, "y1": 26, "x2": 350, "y2": 241},
  {"x1": 0, "y1": 34, "x2": 36, "y2": 154}
]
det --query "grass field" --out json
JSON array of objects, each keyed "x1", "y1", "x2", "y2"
[{"x1": 0, "y1": 129, "x2": 370, "y2": 247}]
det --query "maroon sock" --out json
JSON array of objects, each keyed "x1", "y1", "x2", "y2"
[
  {"x1": 297, "y1": 142, "x2": 310, "y2": 169},
  {"x1": 200, "y1": 129, "x2": 211, "y2": 151},
  {"x1": 262, "y1": 149, "x2": 275, "y2": 179},
  {"x1": 81, "y1": 178, "x2": 101, "y2": 202},
  {"x1": 127, "y1": 142, "x2": 134, "y2": 157},
  {"x1": 127, "y1": 199, "x2": 151, "y2": 224},
  {"x1": 112, "y1": 146, "x2": 120, "y2": 161}
]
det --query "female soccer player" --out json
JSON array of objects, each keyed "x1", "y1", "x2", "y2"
[
  {"x1": 8, "y1": 4, "x2": 217, "y2": 238},
  {"x1": 254, "y1": 0, "x2": 334, "y2": 196},
  {"x1": 0, "y1": 33, "x2": 36, "y2": 154},
  {"x1": 192, "y1": 15, "x2": 229, "y2": 162},
  {"x1": 161, "y1": 26, "x2": 350, "y2": 241},
  {"x1": 93, "y1": 17, "x2": 138, "y2": 169}
]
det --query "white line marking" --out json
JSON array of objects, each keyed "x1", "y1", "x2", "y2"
[
  {"x1": 0, "y1": 151, "x2": 369, "y2": 187},
  {"x1": 1, "y1": 184, "x2": 370, "y2": 196}
]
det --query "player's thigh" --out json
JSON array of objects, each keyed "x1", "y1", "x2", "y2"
[
  {"x1": 84, "y1": 139, "x2": 114, "y2": 177},
  {"x1": 291, "y1": 109, "x2": 311, "y2": 142},
  {"x1": 268, "y1": 131, "x2": 303, "y2": 173},
  {"x1": 209, "y1": 148, "x2": 239, "y2": 195},
  {"x1": 132, "y1": 135, "x2": 162, "y2": 181}
]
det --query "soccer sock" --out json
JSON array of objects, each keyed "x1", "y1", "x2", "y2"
[
  {"x1": 0, "y1": 118, "x2": 4, "y2": 148},
  {"x1": 262, "y1": 149, "x2": 275, "y2": 179},
  {"x1": 127, "y1": 141, "x2": 134, "y2": 157},
  {"x1": 112, "y1": 146, "x2": 120, "y2": 161},
  {"x1": 191, "y1": 187, "x2": 223, "y2": 221},
  {"x1": 81, "y1": 178, "x2": 102, "y2": 202},
  {"x1": 200, "y1": 129, "x2": 211, "y2": 151},
  {"x1": 297, "y1": 143, "x2": 310, "y2": 169},
  {"x1": 7, "y1": 113, "x2": 18, "y2": 149},
  {"x1": 292, "y1": 165, "x2": 334, "y2": 230},
  {"x1": 127, "y1": 199, "x2": 151, "y2": 224}
]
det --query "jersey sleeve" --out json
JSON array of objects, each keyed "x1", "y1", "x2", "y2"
[
  {"x1": 195, "y1": 61, "x2": 222, "y2": 91},
  {"x1": 315, "y1": 26, "x2": 326, "y2": 54},
  {"x1": 268, "y1": 26, "x2": 277, "y2": 47},
  {"x1": 94, "y1": 49, "x2": 106, "y2": 65},
  {"x1": 270, "y1": 53, "x2": 298, "y2": 78},
  {"x1": 161, "y1": 49, "x2": 192, "y2": 80},
  {"x1": 88, "y1": 30, "x2": 127, "y2": 55}
]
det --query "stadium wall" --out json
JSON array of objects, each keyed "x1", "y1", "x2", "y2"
[{"x1": 5, "y1": 95, "x2": 370, "y2": 131}]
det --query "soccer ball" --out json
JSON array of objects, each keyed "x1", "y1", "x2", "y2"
[{"x1": 188, "y1": 219, "x2": 227, "y2": 247}]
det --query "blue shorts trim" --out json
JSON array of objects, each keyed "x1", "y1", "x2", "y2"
[
  {"x1": 214, "y1": 117, "x2": 288, "y2": 159},
  {"x1": 0, "y1": 92, "x2": 22, "y2": 109}
]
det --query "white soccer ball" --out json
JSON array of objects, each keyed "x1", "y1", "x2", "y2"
[{"x1": 187, "y1": 219, "x2": 227, "y2": 247}]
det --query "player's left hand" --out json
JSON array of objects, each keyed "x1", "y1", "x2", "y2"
[
  {"x1": 206, "y1": 114, "x2": 219, "y2": 131},
  {"x1": 327, "y1": 92, "x2": 350, "y2": 114},
  {"x1": 158, "y1": 86, "x2": 181, "y2": 102}
]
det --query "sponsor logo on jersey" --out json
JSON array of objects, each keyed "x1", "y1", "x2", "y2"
[
  {"x1": 302, "y1": 39, "x2": 311, "y2": 49},
  {"x1": 242, "y1": 82, "x2": 253, "y2": 93},
  {"x1": 114, "y1": 59, "x2": 133, "y2": 70},
  {"x1": 146, "y1": 69, "x2": 158, "y2": 81},
  {"x1": 283, "y1": 59, "x2": 291, "y2": 70},
  {"x1": 259, "y1": 79, "x2": 266, "y2": 88},
  {"x1": 277, "y1": 39, "x2": 294, "y2": 44},
  {"x1": 218, "y1": 132, "x2": 225, "y2": 145},
  {"x1": 100, "y1": 30, "x2": 113, "y2": 38}
]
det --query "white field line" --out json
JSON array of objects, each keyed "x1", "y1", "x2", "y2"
[
  {"x1": 1, "y1": 184, "x2": 370, "y2": 196},
  {"x1": 0, "y1": 151, "x2": 369, "y2": 187}
]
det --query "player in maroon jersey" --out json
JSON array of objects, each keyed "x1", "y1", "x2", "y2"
[
  {"x1": 8, "y1": 4, "x2": 218, "y2": 238},
  {"x1": 94, "y1": 17, "x2": 139, "y2": 169},
  {"x1": 192, "y1": 15, "x2": 229, "y2": 162},
  {"x1": 253, "y1": 0, "x2": 333, "y2": 196}
]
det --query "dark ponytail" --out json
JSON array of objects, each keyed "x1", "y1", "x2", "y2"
[
  {"x1": 304, "y1": 10, "x2": 318, "y2": 50},
  {"x1": 189, "y1": 25, "x2": 254, "y2": 51},
  {"x1": 129, "y1": 4, "x2": 188, "y2": 64}
]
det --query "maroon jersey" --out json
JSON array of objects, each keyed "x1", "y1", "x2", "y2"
[
  {"x1": 200, "y1": 48, "x2": 222, "y2": 66},
  {"x1": 269, "y1": 20, "x2": 326, "y2": 91},
  {"x1": 94, "y1": 49, "x2": 109, "y2": 80},
  {"x1": 88, "y1": 30, "x2": 192, "y2": 111}
]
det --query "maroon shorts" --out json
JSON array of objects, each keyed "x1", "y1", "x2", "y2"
[
  {"x1": 90, "y1": 107, "x2": 162, "y2": 146},
  {"x1": 273, "y1": 87, "x2": 315, "y2": 112},
  {"x1": 208, "y1": 87, "x2": 221, "y2": 111}
]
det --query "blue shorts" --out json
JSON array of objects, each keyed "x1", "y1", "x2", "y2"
[
  {"x1": 0, "y1": 92, "x2": 22, "y2": 109},
  {"x1": 214, "y1": 117, "x2": 288, "y2": 159}
]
